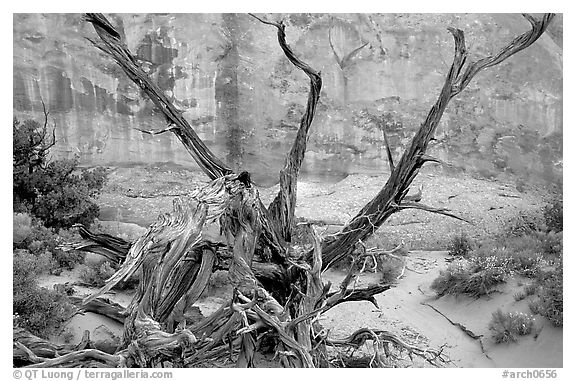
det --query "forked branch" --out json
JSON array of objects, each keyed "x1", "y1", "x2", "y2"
[
  {"x1": 249, "y1": 13, "x2": 322, "y2": 242},
  {"x1": 315, "y1": 13, "x2": 554, "y2": 270}
]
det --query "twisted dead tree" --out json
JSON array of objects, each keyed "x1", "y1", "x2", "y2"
[{"x1": 14, "y1": 13, "x2": 554, "y2": 368}]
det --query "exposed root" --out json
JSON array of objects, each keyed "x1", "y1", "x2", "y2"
[
  {"x1": 422, "y1": 302, "x2": 492, "y2": 360},
  {"x1": 325, "y1": 328, "x2": 450, "y2": 367}
]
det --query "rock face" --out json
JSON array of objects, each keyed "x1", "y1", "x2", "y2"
[{"x1": 13, "y1": 13, "x2": 562, "y2": 186}]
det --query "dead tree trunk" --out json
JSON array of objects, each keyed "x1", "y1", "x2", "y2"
[{"x1": 15, "y1": 13, "x2": 554, "y2": 368}]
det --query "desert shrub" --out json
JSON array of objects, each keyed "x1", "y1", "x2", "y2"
[
  {"x1": 503, "y1": 210, "x2": 545, "y2": 237},
  {"x1": 13, "y1": 213, "x2": 33, "y2": 244},
  {"x1": 13, "y1": 249, "x2": 54, "y2": 286},
  {"x1": 489, "y1": 309, "x2": 536, "y2": 344},
  {"x1": 464, "y1": 255, "x2": 512, "y2": 294},
  {"x1": 14, "y1": 215, "x2": 58, "y2": 254},
  {"x1": 79, "y1": 260, "x2": 138, "y2": 290},
  {"x1": 13, "y1": 285, "x2": 75, "y2": 338},
  {"x1": 79, "y1": 261, "x2": 115, "y2": 288},
  {"x1": 535, "y1": 269, "x2": 563, "y2": 326},
  {"x1": 475, "y1": 230, "x2": 556, "y2": 278},
  {"x1": 379, "y1": 258, "x2": 404, "y2": 284},
  {"x1": 508, "y1": 250, "x2": 545, "y2": 278},
  {"x1": 543, "y1": 197, "x2": 563, "y2": 232},
  {"x1": 13, "y1": 213, "x2": 85, "y2": 271},
  {"x1": 528, "y1": 300, "x2": 541, "y2": 315},
  {"x1": 447, "y1": 232, "x2": 473, "y2": 257},
  {"x1": 430, "y1": 259, "x2": 471, "y2": 296},
  {"x1": 432, "y1": 219, "x2": 564, "y2": 298},
  {"x1": 51, "y1": 228, "x2": 86, "y2": 270},
  {"x1": 13, "y1": 250, "x2": 74, "y2": 337},
  {"x1": 13, "y1": 117, "x2": 107, "y2": 230},
  {"x1": 291, "y1": 219, "x2": 314, "y2": 246},
  {"x1": 531, "y1": 230, "x2": 563, "y2": 258},
  {"x1": 61, "y1": 328, "x2": 76, "y2": 344},
  {"x1": 431, "y1": 254, "x2": 512, "y2": 297}
]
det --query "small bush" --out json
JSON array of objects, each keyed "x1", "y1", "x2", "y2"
[
  {"x1": 536, "y1": 269, "x2": 563, "y2": 326},
  {"x1": 504, "y1": 210, "x2": 545, "y2": 237},
  {"x1": 13, "y1": 249, "x2": 74, "y2": 337},
  {"x1": 13, "y1": 116, "x2": 108, "y2": 230},
  {"x1": 508, "y1": 250, "x2": 545, "y2": 278},
  {"x1": 13, "y1": 213, "x2": 84, "y2": 272},
  {"x1": 379, "y1": 258, "x2": 404, "y2": 284},
  {"x1": 201, "y1": 270, "x2": 233, "y2": 298},
  {"x1": 13, "y1": 213, "x2": 33, "y2": 244},
  {"x1": 431, "y1": 254, "x2": 512, "y2": 297},
  {"x1": 489, "y1": 309, "x2": 536, "y2": 344},
  {"x1": 52, "y1": 229, "x2": 86, "y2": 270},
  {"x1": 430, "y1": 259, "x2": 471, "y2": 296},
  {"x1": 532, "y1": 230, "x2": 563, "y2": 258},
  {"x1": 528, "y1": 300, "x2": 541, "y2": 315},
  {"x1": 79, "y1": 261, "x2": 115, "y2": 288},
  {"x1": 447, "y1": 233, "x2": 473, "y2": 257},
  {"x1": 13, "y1": 285, "x2": 75, "y2": 338},
  {"x1": 13, "y1": 249, "x2": 54, "y2": 287},
  {"x1": 543, "y1": 198, "x2": 563, "y2": 232}
]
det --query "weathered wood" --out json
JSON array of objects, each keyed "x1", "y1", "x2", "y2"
[
  {"x1": 30, "y1": 13, "x2": 554, "y2": 369},
  {"x1": 69, "y1": 296, "x2": 127, "y2": 324},
  {"x1": 326, "y1": 328, "x2": 449, "y2": 366},
  {"x1": 13, "y1": 328, "x2": 66, "y2": 364},
  {"x1": 23, "y1": 349, "x2": 124, "y2": 368},
  {"x1": 250, "y1": 14, "x2": 322, "y2": 243},
  {"x1": 84, "y1": 13, "x2": 232, "y2": 180},
  {"x1": 294, "y1": 225, "x2": 323, "y2": 351},
  {"x1": 70, "y1": 224, "x2": 292, "y2": 296},
  {"x1": 314, "y1": 13, "x2": 555, "y2": 271},
  {"x1": 13, "y1": 328, "x2": 109, "y2": 367},
  {"x1": 73, "y1": 225, "x2": 130, "y2": 264}
]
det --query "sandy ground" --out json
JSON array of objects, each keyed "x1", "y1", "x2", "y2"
[
  {"x1": 38, "y1": 249, "x2": 562, "y2": 368},
  {"x1": 36, "y1": 164, "x2": 561, "y2": 367},
  {"x1": 38, "y1": 267, "x2": 131, "y2": 346},
  {"x1": 321, "y1": 250, "x2": 562, "y2": 368},
  {"x1": 97, "y1": 165, "x2": 548, "y2": 250}
]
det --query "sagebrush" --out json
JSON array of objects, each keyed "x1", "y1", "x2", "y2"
[
  {"x1": 13, "y1": 249, "x2": 75, "y2": 337},
  {"x1": 13, "y1": 117, "x2": 107, "y2": 230},
  {"x1": 489, "y1": 309, "x2": 536, "y2": 343},
  {"x1": 447, "y1": 232, "x2": 473, "y2": 257}
]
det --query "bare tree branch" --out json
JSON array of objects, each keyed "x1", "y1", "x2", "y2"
[
  {"x1": 39, "y1": 13, "x2": 554, "y2": 369},
  {"x1": 84, "y1": 13, "x2": 232, "y2": 180},
  {"x1": 313, "y1": 13, "x2": 554, "y2": 271},
  {"x1": 250, "y1": 13, "x2": 322, "y2": 242},
  {"x1": 398, "y1": 201, "x2": 471, "y2": 224},
  {"x1": 382, "y1": 127, "x2": 395, "y2": 172},
  {"x1": 133, "y1": 125, "x2": 178, "y2": 136},
  {"x1": 450, "y1": 14, "x2": 555, "y2": 97}
]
